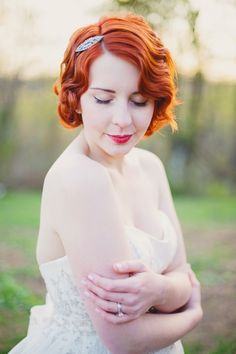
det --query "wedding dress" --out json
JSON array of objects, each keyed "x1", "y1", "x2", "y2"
[{"x1": 9, "y1": 210, "x2": 184, "y2": 353}]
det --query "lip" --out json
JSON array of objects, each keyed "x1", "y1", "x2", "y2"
[{"x1": 107, "y1": 134, "x2": 133, "y2": 144}]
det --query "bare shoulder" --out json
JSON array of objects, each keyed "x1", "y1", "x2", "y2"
[
  {"x1": 132, "y1": 147, "x2": 165, "y2": 176},
  {"x1": 40, "y1": 153, "x2": 116, "y2": 238},
  {"x1": 43, "y1": 153, "x2": 112, "y2": 200}
]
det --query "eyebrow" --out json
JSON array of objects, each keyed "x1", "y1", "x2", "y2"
[{"x1": 90, "y1": 87, "x2": 140, "y2": 95}]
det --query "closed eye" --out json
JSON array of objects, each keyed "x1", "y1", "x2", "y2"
[
  {"x1": 132, "y1": 101, "x2": 148, "y2": 107},
  {"x1": 94, "y1": 96, "x2": 112, "y2": 104},
  {"x1": 94, "y1": 96, "x2": 148, "y2": 106}
]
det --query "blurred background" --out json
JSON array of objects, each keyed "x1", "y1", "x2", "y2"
[{"x1": 0, "y1": 0, "x2": 236, "y2": 353}]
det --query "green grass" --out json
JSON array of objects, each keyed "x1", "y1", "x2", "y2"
[
  {"x1": 210, "y1": 338, "x2": 236, "y2": 354},
  {"x1": 174, "y1": 195, "x2": 236, "y2": 228},
  {"x1": 184, "y1": 338, "x2": 236, "y2": 354},
  {"x1": 0, "y1": 191, "x2": 236, "y2": 353},
  {"x1": 187, "y1": 236, "x2": 235, "y2": 286},
  {"x1": 0, "y1": 272, "x2": 41, "y2": 311},
  {"x1": 0, "y1": 190, "x2": 40, "y2": 227},
  {"x1": 0, "y1": 191, "x2": 43, "y2": 352}
]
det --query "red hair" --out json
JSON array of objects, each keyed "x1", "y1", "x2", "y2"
[{"x1": 54, "y1": 13, "x2": 179, "y2": 136}]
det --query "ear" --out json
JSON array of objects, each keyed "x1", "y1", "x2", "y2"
[{"x1": 76, "y1": 102, "x2": 82, "y2": 114}]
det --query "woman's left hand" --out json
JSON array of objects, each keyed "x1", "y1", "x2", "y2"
[{"x1": 81, "y1": 260, "x2": 165, "y2": 323}]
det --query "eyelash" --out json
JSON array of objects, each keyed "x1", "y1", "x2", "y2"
[
  {"x1": 94, "y1": 97, "x2": 147, "y2": 107},
  {"x1": 94, "y1": 97, "x2": 111, "y2": 105}
]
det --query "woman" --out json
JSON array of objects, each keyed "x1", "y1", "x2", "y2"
[{"x1": 9, "y1": 13, "x2": 202, "y2": 354}]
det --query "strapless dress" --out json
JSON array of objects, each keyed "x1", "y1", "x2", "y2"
[{"x1": 8, "y1": 210, "x2": 184, "y2": 354}]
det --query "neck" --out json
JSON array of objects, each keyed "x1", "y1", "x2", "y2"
[{"x1": 77, "y1": 130, "x2": 129, "y2": 175}]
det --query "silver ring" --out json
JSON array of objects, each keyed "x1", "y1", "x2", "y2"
[{"x1": 117, "y1": 302, "x2": 123, "y2": 317}]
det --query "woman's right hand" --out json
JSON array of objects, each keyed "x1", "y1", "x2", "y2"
[{"x1": 81, "y1": 260, "x2": 163, "y2": 324}]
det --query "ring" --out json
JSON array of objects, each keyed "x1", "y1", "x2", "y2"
[{"x1": 116, "y1": 302, "x2": 123, "y2": 317}]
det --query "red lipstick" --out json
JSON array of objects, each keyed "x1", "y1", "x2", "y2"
[{"x1": 107, "y1": 134, "x2": 132, "y2": 144}]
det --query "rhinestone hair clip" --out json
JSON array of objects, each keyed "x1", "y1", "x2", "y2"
[{"x1": 75, "y1": 35, "x2": 104, "y2": 53}]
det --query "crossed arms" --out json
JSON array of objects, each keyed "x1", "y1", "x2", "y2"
[{"x1": 39, "y1": 155, "x2": 202, "y2": 354}]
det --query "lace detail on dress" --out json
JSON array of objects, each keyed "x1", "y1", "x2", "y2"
[{"x1": 42, "y1": 262, "x2": 94, "y2": 335}]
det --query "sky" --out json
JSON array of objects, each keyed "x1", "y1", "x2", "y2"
[{"x1": 1, "y1": 0, "x2": 236, "y2": 81}]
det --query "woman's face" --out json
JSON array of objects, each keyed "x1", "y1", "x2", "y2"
[{"x1": 79, "y1": 52, "x2": 154, "y2": 162}]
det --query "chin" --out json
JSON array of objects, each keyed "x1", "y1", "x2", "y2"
[{"x1": 103, "y1": 143, "x2": 132, "y2": 156}]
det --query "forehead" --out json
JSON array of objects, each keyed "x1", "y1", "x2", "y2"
[{"x1": 88, "y1": 52, "x2": 140, "y2": 93}]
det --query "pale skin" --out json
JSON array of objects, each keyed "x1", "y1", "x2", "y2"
[{"x1": 36, "y1": 51, "x2": 202, "y2": 353}]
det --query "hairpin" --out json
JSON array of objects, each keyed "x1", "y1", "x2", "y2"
[{"x1": 75, "y1": 35, "x2": 104, "y2": 53}]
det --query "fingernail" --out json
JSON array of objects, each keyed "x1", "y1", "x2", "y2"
[
  {"x1": 81, "y1": 279, "x2": 87, "y2": 285},
  {"x1": 115, "y1": 263, "x2": 123, "y2": 270},
  {"x1": 88, "y1": 274, "x2": 94, "y2": 281}
]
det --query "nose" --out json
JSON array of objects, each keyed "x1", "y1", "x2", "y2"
[{"x1": 112, "y1": 101, "x2": 132, "y2": 128}]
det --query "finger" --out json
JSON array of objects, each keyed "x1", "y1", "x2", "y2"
[
  {"x1": 86, "y1": 279, "x2": 114, "y2": 300},
  {"x1": 113, "y1": 260, "x2": 147, "y2": 274},
  {"x1": 87, "y1": 273, "x2": 139, "y2": 293},
  {"x1": 84, "y1": 288, "x2": 139, "y2": 317},
  {"x1": 95, "y1": 307, "x2": 138, "y2": 324},
  {"x1": 86, "y1": 290, "x2": 136, "y2": 315},
  {"x1": 85, "y1": 280, "x2": 137, "y2": 305}
]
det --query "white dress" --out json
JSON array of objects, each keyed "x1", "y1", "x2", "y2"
[{"x1": 9, "y1": 210, "x2": 184, "y2": 354}]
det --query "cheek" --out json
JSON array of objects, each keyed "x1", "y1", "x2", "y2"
[
  {"x1": 82, "y1": 108, "x2": 108, "y2": 132},
  {"x1": 135, "y1": 107, "x2": 154, "y2": 130},
  {"x1": 80, "y1": 96, "x2": 98, "y2": 123},
  {"x1": 83, "y1": 104, "x2": 112, "y2": 127}
]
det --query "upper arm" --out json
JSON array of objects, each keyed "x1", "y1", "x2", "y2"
[
  {"x1": 139, "y1": 149, "x2": 188, "y2": 270},
  {"x1": 56, "y1": 162, "x2": 133, "y2": 278},
  {"x1": 156, "y1": 155, "x2": 188, "y2": 270},
  {"x1": 42, "y1": 160, "x2": 135, "y2": 352}
]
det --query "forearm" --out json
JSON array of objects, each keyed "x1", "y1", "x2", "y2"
[
  {"x1": 154, "y1": 271, "x2": 192, "y2": 313},
  {"x1": 109, "y1": 305, "x2": 202, "y2": 354}
]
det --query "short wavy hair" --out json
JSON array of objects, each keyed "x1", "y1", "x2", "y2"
[{"x1": 54, "y1": 14, "x2": 179, "y2": 137}]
